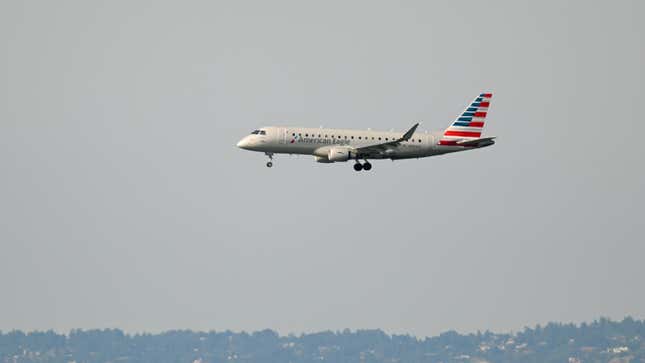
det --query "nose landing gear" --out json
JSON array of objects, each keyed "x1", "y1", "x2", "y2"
[{"x1": 265, "y1": 152, "x2": 274, "y2": 168}]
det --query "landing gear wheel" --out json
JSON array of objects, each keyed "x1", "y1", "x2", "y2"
[
  {"x1": 362, "y1": 162, "x2": 372, "y2": 171},
  {"x1": 353, "y1": 163, "x2": 363, "y2": 171},
  {"x1": 265, "y1": 152, "x2": 274, "y2": 168}
]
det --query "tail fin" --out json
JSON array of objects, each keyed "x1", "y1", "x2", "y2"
[{"x1": 440, "y1": 92, "x2": 492, "y2": 144}]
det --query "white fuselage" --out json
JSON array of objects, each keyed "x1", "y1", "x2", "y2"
[{"x1": 237, "y1": 126, "x2": 468, "y2": 162}]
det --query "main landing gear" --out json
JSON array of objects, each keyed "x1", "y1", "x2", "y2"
[
  {"x1": 265, "y1": 152, "x2": 274, "y2": 168},
  {"x1": 353, "y1": 160, "x2": 372, "y2": 172}
]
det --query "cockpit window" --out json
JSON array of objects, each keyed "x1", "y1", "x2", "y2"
[
  {"x1": 251, "y1": 130, "x2": 260, "y2": 134},
  {"x1": 259, "y1": 130, "x2": 266, "y2": 135}
]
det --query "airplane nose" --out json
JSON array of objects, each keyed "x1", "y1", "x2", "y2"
[{"x1": 237, "y1": 137, "x2": 251, "y2": 149}]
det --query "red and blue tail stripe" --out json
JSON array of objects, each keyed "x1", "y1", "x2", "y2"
[{"x1": 440, "y1": 92, "x2": 492, "y2": 145}]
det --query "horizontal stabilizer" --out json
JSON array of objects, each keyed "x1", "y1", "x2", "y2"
[{"x1": 456, "y1": 137, "x2": 496, "y2": 148}]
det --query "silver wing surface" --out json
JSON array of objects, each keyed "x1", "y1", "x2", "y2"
[{"x1": 353, "y1": 123, "x2": 419, "y2": 158}]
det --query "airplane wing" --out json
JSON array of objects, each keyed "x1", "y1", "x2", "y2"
[{"x1": 353, "y1": 123, "x2": 419, "y2": 158}]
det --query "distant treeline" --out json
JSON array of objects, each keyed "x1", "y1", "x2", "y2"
[{"x1": 1, "y1": 317, "x2": 644, "y2": 363}]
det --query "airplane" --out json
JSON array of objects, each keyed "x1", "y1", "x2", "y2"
[{"x1": 236, "y1": 92, "x2": 495, "y2": 171}]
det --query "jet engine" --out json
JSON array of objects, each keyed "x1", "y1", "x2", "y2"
[
  {"x1": 314, "y1": 156, "x2": 333, "y2": 163},
  {"x1": 328, "y1": 147, "x2": 352, "y2": 162}
]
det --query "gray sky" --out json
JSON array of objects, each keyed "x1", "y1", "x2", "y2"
[{"x1": 1, "y1": 0, "x2": 644, "y2": 337}]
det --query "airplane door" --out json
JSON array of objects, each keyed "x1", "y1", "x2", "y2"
[{"x1": 279, "y1": 128, "x2": 288, "y2": 144}]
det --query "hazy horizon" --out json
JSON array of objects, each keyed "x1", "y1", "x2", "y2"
[{"x1": 2, "y1": 316, "x2": 643, "y2": 338}]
